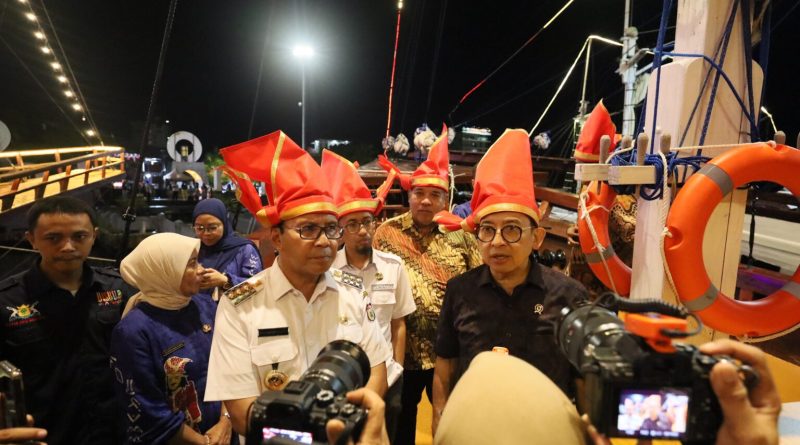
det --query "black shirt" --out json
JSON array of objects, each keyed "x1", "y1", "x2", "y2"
[
  {"x1": 435, "y1": 258, "x2": 588, "y2": 398},
  {"x1": 0, "y1": 260, "x2": 137, "y2": 445}
]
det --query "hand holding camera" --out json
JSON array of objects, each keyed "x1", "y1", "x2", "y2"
[
  {"x1": 699, "y1": 339, "x2": 780, "y2": 445},
  {"x1": 325, "y1": 388, "x2": 389, "y2": 445}
]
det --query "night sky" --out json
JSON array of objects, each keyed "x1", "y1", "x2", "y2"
[{"x1": 1, "y1": 0, "x2": 798, "y2": 157}]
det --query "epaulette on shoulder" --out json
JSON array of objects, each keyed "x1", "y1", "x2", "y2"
[
  {"x1": 373, "y1": 249, "x2": 402, "y2": 264},
  {"x1": 331, "y1": 268, "x2": 363, "y2": 290},
  {"x1": 224, "y1": 276, "x2": 262, "y2": 307},
  {"x1": 94, "y1": 267, "x2": 122, "y2": 278},
  {"x1": 0, "y1": 276, "x2": 20, "y2": 293}
]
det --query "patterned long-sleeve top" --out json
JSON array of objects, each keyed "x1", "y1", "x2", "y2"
[{"x1": 372, "y1": 211, "x2": 482, "y2": 370}]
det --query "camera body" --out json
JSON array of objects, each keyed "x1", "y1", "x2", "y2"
[
  {"x1": 0, "y1": 360, "x2": 26, "y2": 429},
  {"x1": 250, "y1": 381, "x2": 367, "y2": 445},
  {"x1": 247, "y1": 340, "x2": 371, "y2": 445},
  {"x1": 558, "y1": 303, "x2": 755, "y2": 443}
]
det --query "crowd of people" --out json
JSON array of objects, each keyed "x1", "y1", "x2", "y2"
[{"x1": 0, "y1": 128, "x2": 784, "y2": 445}]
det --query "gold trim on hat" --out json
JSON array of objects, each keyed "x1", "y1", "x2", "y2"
[
  {"x1": 474, "y1": 202, "x2": 540, "y2": 225},
  {"x1": 574, "y1": 151, "x2": 600, "y2": 162},
  {"x1": 270, "y1": 132, "x2": 286, "y2": 204},
  {"x1": 280, "y1": 201, "x2": 338, "y2": 221},
  {"x1": 411, "y1": 176, "x2": 449, "y2": 190},
  {"x1": 338, "y1": 199, "x2": 380, "y2": 215}
]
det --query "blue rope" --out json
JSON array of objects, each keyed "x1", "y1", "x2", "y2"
[
  {"x1": 608, "y1": 149, "x2": 710, "y2": 200},
  {"x1": 665, "y1": 51, "x2": 759, "y2": 138},
  {"x1": 698, "y1": 0, "x2": 738, "y2": 149},
  {"x1": 649, "y1": 0, "x2": 674, "y2": 146},
  {"x1": 740, "y1": 0, "x2": 760, "y2": 142}
]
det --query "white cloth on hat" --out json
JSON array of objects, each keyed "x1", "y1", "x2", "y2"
[{"x1": 120, "y1": 232, "x2": 200, "y2": 317}]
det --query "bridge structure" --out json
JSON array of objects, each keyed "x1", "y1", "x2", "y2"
[{"x1": 0, "y1": 145, "x2": 126, "y2": 216}]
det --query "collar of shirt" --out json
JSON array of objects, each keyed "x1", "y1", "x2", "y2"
[
  {"x1": 332, "y1": 248, "x2": 376, "y2": 273},
  {"x1": 269, "y1": 262, "x2": 338, "y2": 304},
  {"x1": 476, "y1": 255, "x2": 545, "y2": 292},
  {"x1": 24, "y1": 258, "x2": 98, "y2": 296},
  {"x1": 399, "y1": 211, "x2": 441, "y2": 238}
]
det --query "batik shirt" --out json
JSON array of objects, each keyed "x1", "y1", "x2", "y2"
[
  {"x1": 372, "y1": 211, "x2": 482, "y2": 370},
  {"x1": 110, "y1": 296, "x2": 229, "y2": 445}
]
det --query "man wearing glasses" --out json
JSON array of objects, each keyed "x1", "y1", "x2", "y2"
[
  {"x1": 322, "y1": 150, "x2": 416, "y2": 442},
  {"x1": 431, "y1": 129, "x2": 588, "y2": 436},
  {"x1": 376, "y1": 128, "x2": 482, "y2": 445},
  {"x1": 204, "y1": 132, "x2": 390, "y2": 437}
]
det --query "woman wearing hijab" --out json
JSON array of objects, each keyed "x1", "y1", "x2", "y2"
[
  {"x1": 192, "y1": 198, "x2": 263, "y2": 300},
  {"x1": 110, "y1": 233, "x2": 234, "y2": 445}
]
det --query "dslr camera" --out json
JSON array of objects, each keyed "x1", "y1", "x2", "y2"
[
  {"x1": 247, "y1": 340, "x2": 371, "y2": 445},
  {"x1": 0, "y1": 360, "x2": 26, "y2": 429},
  {"x1": 556, "y1": 296, "x2": 757, "y2": 444}
]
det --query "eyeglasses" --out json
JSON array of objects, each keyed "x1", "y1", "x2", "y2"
[
  {"x1": 476, "y1": 224, "x2": 534, "y2": 244},
  {"x1": 342, "y1": 218, "x2": 376, "y2": 234},
  {"x1": 193, "y1": 224, "x2": 221, "y2": 233},
  {"x1": 289, "y1": 223, "x2": 344, "y2": 240}
]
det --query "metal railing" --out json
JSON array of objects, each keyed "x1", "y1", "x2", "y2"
[{"x1": 0, "y1": 146, "x2": 125, "y2": 212}]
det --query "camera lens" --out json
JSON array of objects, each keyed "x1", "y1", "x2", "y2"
[
  {"x1": 301, "y1": 340, "x2": 371, "y2": 396},
  {"x1": 556, "y1": 304, "x2": 626, "y2": 371}
]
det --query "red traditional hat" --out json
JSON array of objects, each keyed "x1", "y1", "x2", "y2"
[
  {"x1": 320, "y1": 149, "x2": 397, "y2": 218},
  {"x1": 377, "y1": 124, "x2": 450, "y2": 192},
  {"x1": 435, "y1": 129, "x2": 540, "y2": 231},
  {"x1": 574, "y1": 100, "x2": 618, "y2": 162},
  {"x1": 220, "y1": 130, "x2": 336, "y2": 225}
]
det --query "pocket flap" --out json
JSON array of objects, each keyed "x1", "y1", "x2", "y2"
[{"x1": 250, "y1": 337, "x2": 298, "y2": 366}]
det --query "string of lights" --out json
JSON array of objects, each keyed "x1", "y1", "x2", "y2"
[{"x1": 15, "y1": 0, "x2": 103, "y2": 144}]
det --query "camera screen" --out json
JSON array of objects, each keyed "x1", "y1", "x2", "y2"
[
  {"x1": 614, "y1": 388, "x2": 690, "y2": 439},
  {"x1": 262, "y1": 427, "x2": 313, "y2": 444}
]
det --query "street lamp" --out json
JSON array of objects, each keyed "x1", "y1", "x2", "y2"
[{"x1": 292, "y1": 44, "x2": 315, "y2": 150}]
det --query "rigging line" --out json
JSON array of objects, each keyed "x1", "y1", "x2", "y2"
[
  {"x1": 424, "y1": 0, "x2": 447, "y2": 123},
  {"x1": 772, "y1": 0, "x2": 800, "y2": 30},
  {"x1": 453, "y1": 71, "x2": 564, "y2": 128},
  {"x1": 528, "y1": 37, "x2": 589, "y2": 137},
  {"x1": 248, "y1": 5, "x2": 274, "y2": 139},
  {"x1": 118, "y1": 0, "x2": 179, "y2": 264},
  {"x1": 385, "y1": 5, "x2": 402, "y2": 139},
  {"x1": 38, "y1": 0, "x2": 103, "y2": 145},
  {"x1": 448, "y1": 0, "x2": 575, "y2": 120},
  {"x1": 0, "y1": 35, "x2": 91, "y2": 145}
]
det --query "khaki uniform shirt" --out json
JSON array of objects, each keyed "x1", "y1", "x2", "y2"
[
  {"x1": 204, "y1": 263, "x2": 390, "y2": 401},
  {"x1": 333, "y1": 248, "x2": 416, "y2": 385}
]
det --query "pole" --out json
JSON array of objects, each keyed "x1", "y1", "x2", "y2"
[
  {"x1": 301, "y1": 62, "x2": 306, "y2": 150},
  {"x1": 620, "y1": 0, "x2": 638, "y2": 137}
]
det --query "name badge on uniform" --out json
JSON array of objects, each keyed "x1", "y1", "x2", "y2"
[
  {"x1": 371, "y1": 283, "x2": 394, "y2": 291},
  {"x1": 534, "y1": 304, "x2": 544, "y2": 315},
  {"x1": 258, "y1": 327, "x2": 289, "y2": 337}
]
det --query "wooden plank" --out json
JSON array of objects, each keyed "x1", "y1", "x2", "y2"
[{"x1": 534, "y1": 186, "x2": 578, "y2": 210}]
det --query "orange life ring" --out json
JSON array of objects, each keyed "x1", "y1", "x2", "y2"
[
  {"x1": 578, "y1": 181, "x2": 632, "y2": 296},
  {"x1": 664, "y1": 142, "x2": 800, "y2": 337}
]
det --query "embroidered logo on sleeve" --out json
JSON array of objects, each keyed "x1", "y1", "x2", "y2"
[
  {"x1": 534, "y1": 304, "x2": 544, "y2": 315},
  {"x1": 332, "y1": 269, "x2": 363, "y2": 290},
  {"x1": 6, "y1": 302, "x2": 43, "y2": 327},
  {"x1": 96, "y1": 290, "x2": 123, "y2": 306}
]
